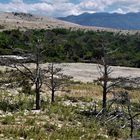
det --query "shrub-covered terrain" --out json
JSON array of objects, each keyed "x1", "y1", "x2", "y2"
[
  {"x1": 0, "y1": 82, "x2": 140, "y2": 140},
  {"x1": 0, "y1": 29, "x2": 140, "y2": 67}
]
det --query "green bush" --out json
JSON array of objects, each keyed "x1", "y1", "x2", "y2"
[
  {"x1": 0, "y1": 93, "x2": 34, "y2": 112},
  {"x1": 25, "y1": 118, "x2": 35, "y2": 125},
  {"x1": 43, "y1": 122, "x2": 57, "y2": 132},
  {"x1": 1, "y1": 126, "x2": 46, "y2": 139},
  {"x1": 2, "y1": 115, "x2": 15, "y2": 125},
  {"x1": 106, "y1": 123, "x2": 123, "y2": 137}
]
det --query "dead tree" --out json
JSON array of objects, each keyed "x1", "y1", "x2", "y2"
[
  {"x1": 108, "y1": 91, "x2": 140, "y2": 138},
  {"x1": 97, "y1": 43, "x2": 120, "y2": 114},
  {"x1": 127, "y1": 101, "x2": 140, "y2": 138},
  {"x1": 97, "y1": 44, "x2": 113, "y2": 113},
  {"x1": 45, "y1": 63, "x2": 72, "y2": 103},
  {"x1": 0, "y1": 40, "x2": 45, "y2": 110},
  {"x1": 33, "y1": 43, "x2": 42, "y2": 110}
]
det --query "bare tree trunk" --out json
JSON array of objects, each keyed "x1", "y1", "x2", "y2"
[
  {"x1": 128, "y1": 105, "x2": 134, "y2": 138},
  {"x1": 51, "y1": 63, "x2": 54, "y2": 103},
  {"x1": 102, "y1": 60, "x2": 108, "y2": 113},
  {"x1": 35, "y1": 77, "x2": 40, "y2": 110},
  {"x1": 51, "y1": 89, "x2": 55, "y2": 103},
  {"x1": 130, "y1": 117, "x2": 134, "y2": 138},
  {"x1": 35, "y1": 46, "x2": 41, "y2": 110},
  {"x1": 102, "y1": 86, "x2": 107, "y2": 113}
]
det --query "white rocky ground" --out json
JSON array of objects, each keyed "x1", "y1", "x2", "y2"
[
  {"x1": 1, "y1": 62, "x2": 140, "y2": 83},
  {"x1": 43, "y1": 63, "x2": 140, "y2": 82}
]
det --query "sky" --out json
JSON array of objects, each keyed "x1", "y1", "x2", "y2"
[{"x1": 0, "y1": 0, "x2": 140, "y2": 17}]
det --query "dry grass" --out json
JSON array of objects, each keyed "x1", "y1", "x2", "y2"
[
  {"x1": 67, "y1": 83, "x2": 102, "y2": 100},
  {"x1": 59, "y1": 83, "x2": 140, "y2": 102},
  {"x1": 129, "y1": 89, "x2": 140, "y2": 102}
]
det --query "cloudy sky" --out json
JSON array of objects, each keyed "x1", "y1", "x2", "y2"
[{"x1": 0, "y1": 0, "x2": 140, "y2": 17}]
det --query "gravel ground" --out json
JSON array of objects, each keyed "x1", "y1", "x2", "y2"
[{"x1": 43, "y1": 63, "x2": 140, "y2": 83}]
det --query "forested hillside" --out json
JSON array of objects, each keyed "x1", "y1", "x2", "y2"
[{"x1": 0, "y1": 29, "x2": 140, "y2": 67}]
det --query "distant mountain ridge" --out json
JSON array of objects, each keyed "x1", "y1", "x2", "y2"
[{"x1": 58, "y1": 12, "x2": 140, "y2": 30}]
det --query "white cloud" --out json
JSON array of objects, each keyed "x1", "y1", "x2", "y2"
[
  {"x1": 112, "y1": 8, "x2": 125, "y2": 14},
  {"x1": 0, "y1": 0, "x2": 140, "y2": 17},
  {"x1": 77, "y1": 0, "x2": 140, "y2": 14},
  {"x1": 78, "y1": 0, "x2": 105, "y2": 11}
]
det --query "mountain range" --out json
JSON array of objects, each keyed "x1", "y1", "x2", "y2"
[{"x1": 58, "y1": 12, "x2": 140, "y2": 30}]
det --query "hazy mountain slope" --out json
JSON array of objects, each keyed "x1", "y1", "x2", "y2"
[
  {"x1": 0, "y1": 12, "x2": 80, "y2": 31},
  {"x1": 58, "y1": 12, "x2": 140, "y2": 30}
]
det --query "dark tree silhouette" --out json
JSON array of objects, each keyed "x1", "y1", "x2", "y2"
[
  {"x1": 0, "y1": 39, "x2": 46, "y2": 110},
  {"x1": 45, "y1": 63, "x2": 72, "y2": 103},
  {"x1": 97, "y1": 42, "x2": 120, "y2": 113}
]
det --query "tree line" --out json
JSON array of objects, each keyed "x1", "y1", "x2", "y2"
[{"x1": 0, "y1": 29, "x2": 140, "y2": 67}]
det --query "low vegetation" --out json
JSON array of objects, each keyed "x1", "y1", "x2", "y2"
[{"x1": 0, "y1": 79, "x2": 140, "y2": 139}]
